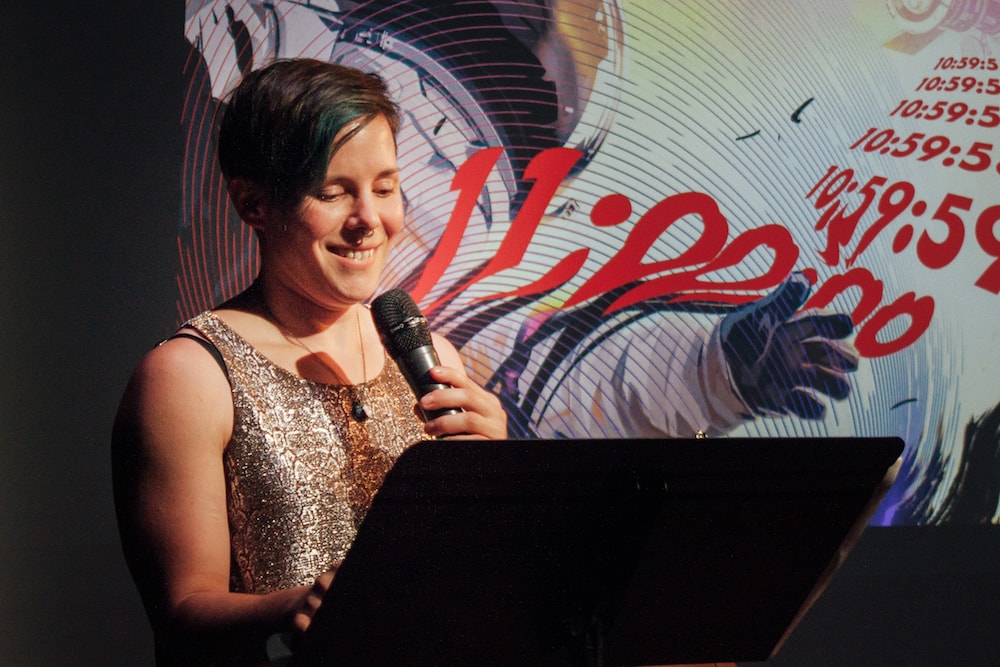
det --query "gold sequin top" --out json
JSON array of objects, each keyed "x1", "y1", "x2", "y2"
[{"x1": 187, "y1": 311, "x2": 427, "y2": 595}]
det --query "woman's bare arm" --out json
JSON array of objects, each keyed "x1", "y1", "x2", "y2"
[{"x1": 111, "y1": 336, "x2": 320, "y2": 663}]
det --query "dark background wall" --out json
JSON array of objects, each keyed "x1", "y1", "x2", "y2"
[
  {"x1": 1, "y1": 2, "x2": 179, "y2": 663},
  {"x1": 1, "y1": 2, "x2": 997, "y2": 664}
]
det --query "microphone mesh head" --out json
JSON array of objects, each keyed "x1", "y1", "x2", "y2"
[{"x1": 370, "y1": 289, "x2": 432, "y2": 355}]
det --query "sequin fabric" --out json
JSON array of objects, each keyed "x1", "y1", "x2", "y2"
[{"x1": 188, "y1": 311, "x2": 427, "y2": 595}]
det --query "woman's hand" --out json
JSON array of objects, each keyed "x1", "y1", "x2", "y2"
[
  {"x1": 289, "y1": 568, "x2": 337, "y2": 636},
  {"x1": 419, "y1": 365, "x2": 508, "y2": 440}
]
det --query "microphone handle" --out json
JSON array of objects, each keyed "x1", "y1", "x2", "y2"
[{"x1": 395, "y1": 344, "x2": 462, "y2": 420}]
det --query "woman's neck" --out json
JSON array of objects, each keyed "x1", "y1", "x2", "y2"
[{"x1": 251, "y1": 278, "x2": 362, "y2": 344}]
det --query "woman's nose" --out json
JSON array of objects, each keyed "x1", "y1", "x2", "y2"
[
  {"x1": 344, "y1": 193, "x2": 380, "y2": 244},
  {"x1": 350, "y1": 191, "x2": 380, "y2": 228}
]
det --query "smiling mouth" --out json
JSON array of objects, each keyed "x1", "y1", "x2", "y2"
[{"x1": 331, "y1": 247, "x2": 375, "y2": 261}]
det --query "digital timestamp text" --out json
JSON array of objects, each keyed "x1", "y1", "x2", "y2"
[
  {"x1": 849, "y1": 127, "x2": 998, "y2": 173},
  {"x1": 889, "y1": 99, "x2": 1000, "y2": 126},
  {"x1": 915, "y1": 76, "x2": 1000, "y2": 94},
  {"x1": 806, "y1": 166, "x2": 1000, "y2": 295},
  {"x1": 933, "y1": 56, "x2": 998, "y2": 71}
]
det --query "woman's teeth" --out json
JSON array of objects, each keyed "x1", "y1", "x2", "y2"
[{"x1": 334, "y1": 248, "x2": 374, "y2": 261}]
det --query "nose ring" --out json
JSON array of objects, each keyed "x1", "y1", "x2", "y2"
[{"x1": 361, "y1": 229, "x2": 374, "y2": 238}]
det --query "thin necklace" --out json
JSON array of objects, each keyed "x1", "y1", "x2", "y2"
[{"x1": 264, "y1": 302, "x2": 370, "y2": 422}]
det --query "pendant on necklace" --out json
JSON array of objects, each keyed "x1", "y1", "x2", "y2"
[{"x1": 351, "y1": 399, "x2": 369, "y2": 422}]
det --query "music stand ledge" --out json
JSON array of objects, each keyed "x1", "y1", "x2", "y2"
[{"x1": 292, "y1": 437, "x2": 903, "y2": 666}]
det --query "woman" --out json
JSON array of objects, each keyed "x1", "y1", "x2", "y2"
[{"x1": 112, "y1": 58, "x2": 507, "y2": 665}]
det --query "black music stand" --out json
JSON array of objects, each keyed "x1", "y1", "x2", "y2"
[{"x1": 292, "y1": 437, "x2": 902, "y2": 666}]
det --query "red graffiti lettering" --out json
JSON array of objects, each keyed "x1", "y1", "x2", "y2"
[
  {"x1": 804, "y1": 267, "x2": 933, "y2": 358},
  {"x1": 602, "y1": 224, "x2": 798, "y2": 313},
  {"x1": 420, "y1": 148, "x2": 582, "y2": 313},
  {"x1": 854, "y1": 292, "x2": 935, "y2": 358},
  {"x1": 563, "y1": 192, "x2": 730, "y2": 309},
  {"x1": 411, "y1": 147, "x2": 505, "y2": 303},
  {"x1": 974, "y1": 204, "x2": 1000, "y2": 294},
  {"x1": 804, "y1": 267, "x2": 885, "y2": 322}
]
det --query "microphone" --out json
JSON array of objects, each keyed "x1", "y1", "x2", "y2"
[{"x1": 370, "y1": 289, "x2": 461, "y2": 420}]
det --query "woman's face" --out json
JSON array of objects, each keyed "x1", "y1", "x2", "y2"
[{"x1": 262, "y1": 114, "x2": 404, "y2": 310}]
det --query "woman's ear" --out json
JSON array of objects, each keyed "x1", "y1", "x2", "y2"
[{"x1": 228, "y1": 177, "x2": 268, "y2": 231}]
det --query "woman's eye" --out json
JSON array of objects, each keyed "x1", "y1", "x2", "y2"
[{"x1": 317, "y1": 191, "x2": 345, "y2": 202}]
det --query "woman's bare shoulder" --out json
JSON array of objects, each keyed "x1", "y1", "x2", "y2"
[
  {"x1": 114, "y1": 332, "x2": 234, "y2": 457},
  {"x1": 134, "y1": 330, "x2": 228, "y2": 391}
]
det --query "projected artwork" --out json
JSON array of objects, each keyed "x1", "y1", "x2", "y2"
[{"x1": 181, "y1": 0, "x2": 1000, "y2": 525}]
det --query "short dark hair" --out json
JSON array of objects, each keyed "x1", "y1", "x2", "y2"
[{"x1": 218, "y1": 58, "x2": 400, "y2": 211}]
